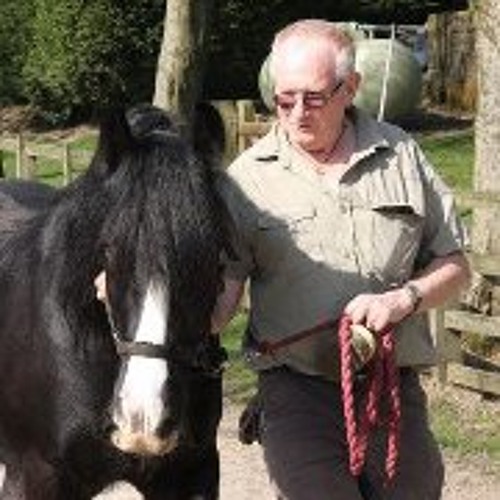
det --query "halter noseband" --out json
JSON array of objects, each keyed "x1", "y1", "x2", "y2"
[
  {"x1": 103, "y1": 299, "x2": 226, "y2": 376},
  {"x1": 115, "y1": 340, "x2": 169, "y2": 359},
  {"x1": 113, "y1": 336, "x2": 227, "y2": 378}
]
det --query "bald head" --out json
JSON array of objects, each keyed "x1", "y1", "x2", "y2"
[{"x1": 269, "y1": 20, "x2": 356, "y2": 85}]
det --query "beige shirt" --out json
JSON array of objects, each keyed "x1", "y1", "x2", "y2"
[{"x1": 218, "y1": 109, "x2": 467, "y2": 380}]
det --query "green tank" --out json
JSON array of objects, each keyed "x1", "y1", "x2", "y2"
[{"x1": 353, "y1": 38, "x2": 422, "y2": 120}]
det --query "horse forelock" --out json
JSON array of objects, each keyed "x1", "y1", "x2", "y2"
[{"x1": 98, "y1": 133, "x2": 224, "y2": 337}]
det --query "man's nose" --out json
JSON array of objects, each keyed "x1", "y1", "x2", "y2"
[{"x1": 290, "y1": 96, "x2": 307, "y2": 115}]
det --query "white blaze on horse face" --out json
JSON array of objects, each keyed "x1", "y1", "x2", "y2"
[{"x1": 112, "y1": 281, "x2": 176, "y2": 456}]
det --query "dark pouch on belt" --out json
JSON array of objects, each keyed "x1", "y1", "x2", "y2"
[{"x1": 238, "y1": 393, "x2": 262, "y2": 445}]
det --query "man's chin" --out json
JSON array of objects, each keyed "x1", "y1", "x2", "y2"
[{"x1": 288, "y1": 130, "x2": 317, "y2": 150}]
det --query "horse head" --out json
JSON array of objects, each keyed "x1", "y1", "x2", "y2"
[{"x1": 92, "y1": 104, "x2": 226, "y2": 457}]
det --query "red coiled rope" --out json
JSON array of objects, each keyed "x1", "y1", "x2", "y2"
[{"x1": 338, "y1": 314, "x2": 401, "y2": 486}]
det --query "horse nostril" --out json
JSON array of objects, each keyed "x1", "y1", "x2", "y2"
[{"x1": 101, "y1": 413, "x2": 117, "y2": 438}]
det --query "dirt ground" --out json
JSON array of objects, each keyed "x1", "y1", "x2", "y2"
[
  {"x1": 95, "y1": 401, "x2": 500, "y2": 499},
  {"x1": 0, "y1": 397, "x2": 499, "y2": 499},
  {"x1": 93, "y1": 401, "x2": 500, "y2": 500}
]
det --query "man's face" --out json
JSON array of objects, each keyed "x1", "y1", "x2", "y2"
[{"x1": 273, "y1": 38, "x2": 355, "y2": 153}]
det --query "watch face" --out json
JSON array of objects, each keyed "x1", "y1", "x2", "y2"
[{"x1": 405, "y1": 283, "x2": 422, "y2": 312}]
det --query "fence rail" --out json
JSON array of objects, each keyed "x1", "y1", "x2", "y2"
[
  {"x1": 0, "y1": 133, "x2": 94, "y2": 185},
  {"x1": 434, "y1": 190, "x2": 500, "y2": 397}
]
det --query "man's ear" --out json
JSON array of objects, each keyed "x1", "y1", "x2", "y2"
[{"x1": 343, "y1": 71, "x2": 361, "y2": 102}]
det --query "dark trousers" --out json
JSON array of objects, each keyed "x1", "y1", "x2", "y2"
[{"x1": 258, "y1": 367, "x2": 444, "y2": 500}]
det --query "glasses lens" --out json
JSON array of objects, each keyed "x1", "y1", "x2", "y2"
[
  {"x1": 274, "y1": 94, "x2": 296, "y2": 111},
  {"x1": 303, "y1": 92, "x2": 328, "y2": 109}
]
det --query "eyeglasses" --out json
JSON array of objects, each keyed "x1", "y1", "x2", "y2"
[{"x1": 274, "y1": 80, "x2": 344, "y2": 112}]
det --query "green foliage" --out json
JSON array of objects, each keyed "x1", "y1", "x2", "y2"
[
  {"x1": 221, "y1": 312, "x2": 257, "y2": 403},
  {"x1": 2, "y1": 0, "x2": 470, "y2": 119},
  {"x1": 23, "y1": 0, "x2": 164, "y2": 124},
  {"x1": 0, "y1": 0, "x2": 34, "y2": 104}
]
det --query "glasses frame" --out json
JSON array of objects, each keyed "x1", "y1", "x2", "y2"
[{"x1": 273, "y1": 80, "x2": 344, "y2": 113}]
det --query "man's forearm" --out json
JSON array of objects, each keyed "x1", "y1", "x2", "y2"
[
  {"x1": 211, "y1": 278, "x2": 246, "y2": 334},
  {"x1": 408, "y1": 251, "x2": 471, "y2": 313},
  {"x1": 344, "y1": 252, "x2": 471, "y2": 331}
]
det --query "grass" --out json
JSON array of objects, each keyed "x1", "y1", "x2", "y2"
[
  {"x1": 221, "y1": 313, "x2": 257, "y2": 404},
  {"x1": 70, "y1": 133, "x2": 98, "y2": 152},
  {"x1": 417, "y1": 130, "x2": 474, "y2": 191},
  {"x1": 2, "y1": 126, "x2": 474, "y2": 190},
  {"x1": 427, "y1": 384, "x2": 500, "y2": 461}
]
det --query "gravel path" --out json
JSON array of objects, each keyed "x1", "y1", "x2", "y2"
[{"x1": 2, "y1": 404, "x2": 499, "y2": 499}]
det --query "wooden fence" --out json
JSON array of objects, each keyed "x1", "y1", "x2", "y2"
[
  {"x1": 0, "y1": 133, "x2": 94, "y2": 185},
  {"x1": 212, "y1": 100, "x2": 271, "y2": 166},
  {"x1": 432, "y1": 191, "x2": 500, "y2": 397},
  {"x1": 0, "y1": 100, "x2": 267, "y2": 180}
]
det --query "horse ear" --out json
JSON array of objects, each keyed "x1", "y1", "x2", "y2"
[
  {"x1": 192, "y1": 102, "x2": 226, "y2": 169},
  {"x1": 93, "y1": 104, "x2": 179, "y2": 175},
  {"x1": 94, "y1": 108, "x2": 134, "y2": 175}
]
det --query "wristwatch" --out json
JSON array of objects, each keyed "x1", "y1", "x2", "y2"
[{"x1": 402, "y1": 282, "x2": 423, "y2": 313}]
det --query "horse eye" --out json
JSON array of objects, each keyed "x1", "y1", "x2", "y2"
[{"x1": 101, "y1": 244, "x2": 114, "y2": 263}]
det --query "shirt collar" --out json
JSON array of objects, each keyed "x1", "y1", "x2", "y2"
[{"x1": 248, "y1": 108, "x2": 391, "y2": 169}]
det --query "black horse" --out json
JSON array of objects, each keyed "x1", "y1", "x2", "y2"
[{"x1": 0, "y1": 104, "x2": 228, "y2": 499}]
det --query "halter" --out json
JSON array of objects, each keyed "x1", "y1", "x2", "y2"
[
  {"x1": 103, "y1": 297, "x2": 227, "y2": 377},
  {"x1": 115, "y1": 340, "x2": 169, "y2": 359}
]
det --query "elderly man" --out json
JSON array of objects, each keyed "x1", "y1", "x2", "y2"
[{"x1": 213, "y1": 19, "x2": 469, "y2": 500}]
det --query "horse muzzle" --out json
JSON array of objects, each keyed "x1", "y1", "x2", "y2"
[{"x1": 111, "y1": 428, "x2": 179, "y2": 456}]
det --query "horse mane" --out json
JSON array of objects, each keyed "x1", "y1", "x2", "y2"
[{"x1": 49, "y1": 105, "x2": 224, "y2": 344}]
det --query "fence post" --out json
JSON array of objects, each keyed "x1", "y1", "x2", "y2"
[
  {"x1": 430, "y1": 308, "x2": 448, "y2": 385},
  {"x1": 63, "y1": 142, "x2": 72, "y2": 185},
  {"x1": 237, "y1": 100, "x2": 256, "y2": 154},
  {"x1": 15, "y1": 133, "x2": 24, "y2": 179},
  {"x1": 25, "y1": 152, "x2": 37, "y2": 180},
  {"x1": 211, "y1": 100, "x2": 239, "y2": 168}
]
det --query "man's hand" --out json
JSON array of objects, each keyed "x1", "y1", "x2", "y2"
[{"x1": 343, "y1": 288, "x2": 415, "y2": 332}]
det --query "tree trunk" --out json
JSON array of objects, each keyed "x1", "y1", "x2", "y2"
[
  {"x1": 426, "y1": 10, "x2": 476, "y2": 111},
  {"x1": 153, "y1": 0, "x2": 214, "y2": 136},
  {"x1": 473, "y1": 0, "x2": 500, "y2": 255},
  {"x1": 473, "y1": 0, "x2": 500, "y2": 315}
]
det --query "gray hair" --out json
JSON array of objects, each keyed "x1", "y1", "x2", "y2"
[{"x1": 269, "y1": 19, "x2": 356, "y2": 83}]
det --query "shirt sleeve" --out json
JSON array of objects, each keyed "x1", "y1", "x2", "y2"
[
  {"x1": 413, "y1": 142, "x2": 469, "y2": 269},
  {"x1": 215, "y1": 169, "x2": 256, "y2": 281}
]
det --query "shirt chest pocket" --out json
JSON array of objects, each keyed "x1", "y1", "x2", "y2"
[
  {"x1": 255, "y1": 207, "x2": 323, "y2": 270},
  {"x1": 352, "y1": 202, "x2": 423, "y2": 284}
]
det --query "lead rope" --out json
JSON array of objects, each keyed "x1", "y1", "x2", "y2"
[{"x1": 338, "y1": 314, "x2": 401, "y2": 486}]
